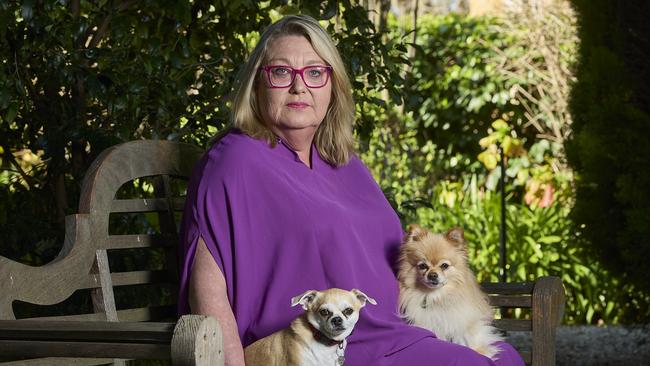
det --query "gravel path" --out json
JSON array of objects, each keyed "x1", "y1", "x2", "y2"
[{"x1": 506, "y1": 325, "x2": 650, "y2": 365}]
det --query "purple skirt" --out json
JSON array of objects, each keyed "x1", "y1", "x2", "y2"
[{"x1": 381, "y1": 338, "x2": 525, "y2": 366}]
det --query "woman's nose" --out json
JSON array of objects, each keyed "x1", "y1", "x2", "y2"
[{"x1": 289, "y1": 73, "x2": 307, "y2": 93}]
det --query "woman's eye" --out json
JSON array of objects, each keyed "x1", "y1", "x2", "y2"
[
  {"x1": 319, "y1": 309, "x2": 330, "y2": 317},
  {"x1": 343, "y1": 308, "x2": 354, "y2": 316},
  {"x1": 272, "y1": 67, "x2": 291, "y2": 75},
  {"x1": 308, "y1": 69, "x2": 322, "y2": 77},
  {"x1": 441, "y1": 263, "x2": 449, "y2": 270},
  {"x1": 417, "y1": 263, "x2": 429, "y2": 271}
]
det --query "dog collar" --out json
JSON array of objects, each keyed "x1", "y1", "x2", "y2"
[{"x1": 308, "y1": 323, "x2": 345, "y2": 348}]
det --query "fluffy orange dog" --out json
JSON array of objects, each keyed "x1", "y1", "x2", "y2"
[{"x1": 397, "y1": 225, "x2": 502, "y2": 360}]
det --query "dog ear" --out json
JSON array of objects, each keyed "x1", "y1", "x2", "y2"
[
  {"x1": 351, "y1": 289, "x2": 377, "y2": 307},
  {"x1": 291, "y1": 290, "x2": 319, "y2": 310},
  {"x1": 445, "y1": 227, "x2": 465, "y2": 247},
  {"x1": 405, "y1": 224, "x2": 427, "y2": 242}
]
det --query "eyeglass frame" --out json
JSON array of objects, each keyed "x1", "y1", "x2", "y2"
[{"x1": 258, "y1": 65, "x2": 334, "y2": 89}]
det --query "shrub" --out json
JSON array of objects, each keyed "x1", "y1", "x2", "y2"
[{"x1": 568, "y1": 0, "x2": 650, "y2": 295}]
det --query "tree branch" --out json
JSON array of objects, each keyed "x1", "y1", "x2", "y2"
[{"x1": 70, "y1": 0, "x2": 80, "y2": 19}]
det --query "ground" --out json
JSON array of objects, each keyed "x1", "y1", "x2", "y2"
[{"x1": 506, "y1": 325, "x2": 650, "y2": 366}]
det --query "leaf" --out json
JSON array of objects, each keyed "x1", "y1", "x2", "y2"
[
  {"x1": 479, "y1": 135, "x2": 497, "y2": 148},
  {"x1": 4, "y1": 103, "x2": 18, "y2": 123},
  {"x1": 478, "y1": 151, "x2": 498, "y2": 170},
  {"x1": 491, "y1": 118, "x2": 508, "y2": 131},
  {"x1": 538, "y1": 235, "x2": 561, "y2": 244}
]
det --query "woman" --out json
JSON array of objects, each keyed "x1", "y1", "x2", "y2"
[{"x1": 178, "y1": 14, "x2": 524, "y2": 366}]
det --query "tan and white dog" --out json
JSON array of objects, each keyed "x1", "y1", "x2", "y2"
[
  {"x1": 244, "y1": 288, "x2": 376, "y2": 366},
  {"x1": 397, "y1": 225, "x2": 503, "y2": 360}
]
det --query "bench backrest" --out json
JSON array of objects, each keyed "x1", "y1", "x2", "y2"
[{"x1": 1, "y1": 140, "x2": 202, "y2": 325}]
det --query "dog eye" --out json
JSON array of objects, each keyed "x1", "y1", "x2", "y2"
[
  {"x1": 319, "y1": 309, "x2": 330, "y2": 317},
  {"x1": 417, "y1": 263, "x2": 429, "y2": 271},
  {"x1": 440, "y1": 263, "x2": 450, "y2": 270},
  {"x1": 343, "y1": 308, "x2": 354, "y2": 316}
]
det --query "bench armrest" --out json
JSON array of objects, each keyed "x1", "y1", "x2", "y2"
[
  {"x1": 482, "y1": 275, "x2": 565, "y2": 366},
  {"x1": 172, "y1": 315, "x2": 224, "y2": 366},
  {"x1": 532, "y1": 276, "x2": 566, "y2": 366}
]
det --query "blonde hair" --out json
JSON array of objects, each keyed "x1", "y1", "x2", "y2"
[{"x1": 229, "y1": 14, "x2": 355, "y2": 166}]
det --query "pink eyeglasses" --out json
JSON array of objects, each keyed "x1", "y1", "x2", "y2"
[{"x1": 259, "y1": 65, "x2": 333, "y2": 88}]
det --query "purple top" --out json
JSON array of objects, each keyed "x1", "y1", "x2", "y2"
[{"x1": 178, "y1": 130, "x2": 432, "y2": 364}]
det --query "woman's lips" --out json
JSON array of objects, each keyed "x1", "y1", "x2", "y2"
[{"x1": 287, "y1": 102, "x2": 309, "y2": 109}]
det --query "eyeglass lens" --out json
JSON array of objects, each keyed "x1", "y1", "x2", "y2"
[{"x1": 269, "y1": 66, "x2": 329, "y2": 87}]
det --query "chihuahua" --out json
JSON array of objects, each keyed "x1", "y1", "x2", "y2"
[
  {"x1": 397, "y1": 225, "x2": 503, "y2": 360},
  {"x1": 244, "y1": 288, "x2": 376, "y2": 366}
]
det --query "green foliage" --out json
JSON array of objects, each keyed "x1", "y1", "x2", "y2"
[
  {"x1": 406, "y1": 14, "x2": 517, "y2": 157},
  {"x1": 567, "y1": 0, "x2": 650, "y2": 294},
  {"x1": 366, "y1": 11, "x2": 575, "y2": 209}
]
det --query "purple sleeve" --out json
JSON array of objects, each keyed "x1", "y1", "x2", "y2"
[{"x1": 177, "y1": 143, "x2": 237, "y2": 315}]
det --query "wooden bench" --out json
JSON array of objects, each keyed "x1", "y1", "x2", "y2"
[{"x1": 0, "y1": 140, "x2": 565, "y2": 365}]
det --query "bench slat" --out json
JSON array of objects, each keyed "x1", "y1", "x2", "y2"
[
  {"x1": 493, "y1": 318, "x2": 532, "y2": 331},
  {"x1": 0, "y1": 357, "x2": 114, "y2": 365},
  {"x1": 23, "y1": 312, "x2": 113, "y2": 322},
  {"x1": 116, "y1": 306, "x2": 177, "y2": 322},
  {"x1": 111, "y1": 197, "x2": 185, "y2": 213},
  {"x1": 106, "y1": 234, "x2": 176, "y2": 249},
  {"x1": 488, "y1": 294, "x2": 532, "y2": 308},
  {"x1": 481, "y1": 282, "x2": 535, "y2": 295},
  {"x1": 19, "y1": 305, "x2": 175, "y2": 322},
  {"x1": 0, "y1": 340, "x2": 169, "y2": 359},
  {"x1": 111, "y1": 270, "x2": 174, "y2": 287},
  {"x1": 0, "y1": 320, "x2": 174, "y2": 343},
  {"x1": 50, "y1": 271, "x2": 174, "y2": 292}
]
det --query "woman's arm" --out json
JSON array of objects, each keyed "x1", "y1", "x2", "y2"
[{"x1": 189, "y1": 237, "x2": 245, "y2": 366}]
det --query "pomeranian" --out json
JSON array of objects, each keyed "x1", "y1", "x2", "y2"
[{"x1": 397, "y1": 224, "x2": 503, "y2": 360}]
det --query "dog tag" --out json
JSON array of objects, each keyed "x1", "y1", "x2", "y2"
[{"x1": 336, "y1": 339, "x2": 346, "y2": 365}]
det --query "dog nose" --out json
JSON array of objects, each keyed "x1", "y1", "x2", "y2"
[
  {"x1": 427, "y1": 272, "x2": 439, "y2": 283},
  {"x1": 331, "y1": 316, "x2": 343, "y2": 326}
]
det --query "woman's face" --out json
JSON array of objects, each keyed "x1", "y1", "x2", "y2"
[{"x1": 257, "y1": 35, "x2": 332, "y2": 140}]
